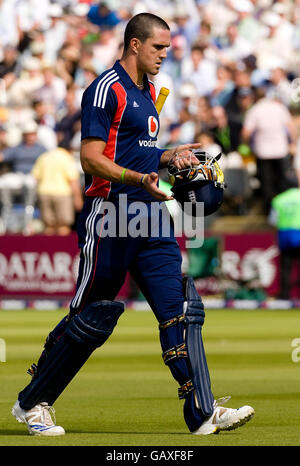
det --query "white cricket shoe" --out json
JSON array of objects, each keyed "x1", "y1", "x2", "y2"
[
  {"x1": 193, "y1": 396, "x2": 255, "y2": 435},
  {"x1": 12, "y1": 401, "x2": 65, "y2": 436}
]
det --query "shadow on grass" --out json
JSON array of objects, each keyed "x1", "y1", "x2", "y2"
[
  {"x1": 0, "y1": 429, "x2": 30, "y2": 436},
  {"x1": 64, "y1": 429, "x2": 240, "y2": 436},
  {"x1": 64, "y1": 429, "x2": 190, "y2": 435},
  {"x1": 0, "y1": 428, "x2": 192, "y2": 436}
]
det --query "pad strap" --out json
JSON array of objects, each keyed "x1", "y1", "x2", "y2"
[
  {"x1": 178, "y1": 380, "x2": 194, "y2": 399},
  {"x1": 162, "y1": 343, "x2": 188, "y2": 364},
  {"x1": 159, "y1": 314, "x2": 185, "y2": 330}
]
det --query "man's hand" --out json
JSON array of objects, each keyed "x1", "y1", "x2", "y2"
[
  {"x1": 160, "y1": 143, "x2": 202, "y2": 169},
  {"x1": 142, "y1": 172, "x2": 173, "y2": 201}
]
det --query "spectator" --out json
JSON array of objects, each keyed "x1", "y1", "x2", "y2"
[
  {"x1": 196, "y1": 96, "x2": 214, "y2": 133},
  {"x1": 255, "y1": 10, "x2": 293, "y2": 72},
  {"x1": 74, "y1": 62, "x2": 98, "y2": 92},
  {"x1": 171, "y1": 1, "x2": 201, "y2": 46},
  {"x1": 0, "y1": 124, "x2": 7, "y2": 151},
  {"x1": 164, "y1": 122, "x2": 185, "y2": 148},
  {"x1": 32, "y1": 99, "x2": 56, "y2": 130},
  {"x1": 242, "y1": 86, "x2": 296, "y2": 214},
  {"x1": 31, "y1": 146, "x2": 83, "y2": 235},
  {"x1": 0, "y1": 45, "x2": 20, "y2": 90},
  {"x1": 176, "y1": 82, "x2": 198, "y2": 143},
  {"x1": 217, "y1": 23, "x2": 254, "y2": 65},
  {"x1": 211, "y1": 105, "x2": 239, "y2": 154},
  {"x1": 194, "y1": 130, "x2": 222, "y2": 158},
  {"x1": 87, "y1": 1, "x2": 121, "y2": 29},
  {"x1": 7, "y1": 56, "x2": 44, "y2": 106},
  {"x1": 0, "y1": 120, "x2": 46, "y2": 174},
  {"x1": 236, "y1": 85, "x2": 254, "y2": 115},
  {"x1": 73, "y1": 44, "x2": 95, "y2": 82},
  {"x1": 55, "y1": 86, "x2": 81, "y2": 149},
  {"x1": 232, "y1": 0, "x2": 263, "y2": 45},
  {"x1": 43, "y1": 3, "x2": 68, "y2": 65},
  {"x1": 0, "y1": 124, "x2": 9, "y2": 175},
  {"x1": 92, "y1": 27, "x2": 120, "y2": 70},
  {"x1": 266, "y1": 62, "x2": 292, "y2": 107},
  {"x1": 0, "y1": 0, "x2": 20, "y2": 47},
  {"x1": 33, "y1": 62, "x2": 67, "y2": 111},
  {"x1": 16, "y1": 0, "x2": 51, "y2": 34},
  {"x1": 270, "y1": 186, "x2": 300, "y2": 299},
  {"x1": 161, "y1": 34, "x2": 187, "y2": 89},
  {"x1": 223, "y1": 85, "x2": 255, "y2": 153},
  {"x1": 30, "y1": 40, "x2": 46, "y2": 63},
  {"x1": 0, "y1": 121, "x2": 47, "y2": 231},
  {"x1": 293, "y1": 0, "x2": 300, "y2": 26},
  {"x1": 271, "y1": 2, "x2": 295, "y2": 46},
  {"x1": 181, "y1": 42, "x2": 217, "y2": 97},
  {"x1": 196, "y1": 20, "x2": 213, "y2": 48},
  {"x1": 225, "y1": 67, "x2": 251, "y2": 113},
  {"x1": 32, "y1": 100, "x2": 58, "y2": 151},
  {"x1": 200, "y1": 0, "x2": 237, "y2": 37},
  {"x1": 210, "y1": 65, "x2": 235, "y2": 107},
  {"x1": 56, "y1": 43, "x2": 80, "y2": 87}
]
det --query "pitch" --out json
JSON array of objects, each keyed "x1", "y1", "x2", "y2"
[{"x1": 0, "y1": 308, "x2": 300, "y2": 446}]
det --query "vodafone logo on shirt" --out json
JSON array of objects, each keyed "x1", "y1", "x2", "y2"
[
  {"x1": 148, "y1": 116, "x2": 159, "y2": 137},
  {"x1": 138, "y1": 116, "x2": 159, "y2": 147}
]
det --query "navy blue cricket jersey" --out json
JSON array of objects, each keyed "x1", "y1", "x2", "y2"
[{"x1": 81, "y1": 60, "x2": 165, "y2": 202}]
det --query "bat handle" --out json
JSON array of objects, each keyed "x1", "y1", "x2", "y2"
[{"x1": 155, "y1": 87, "x2": 170, "y2": 115}]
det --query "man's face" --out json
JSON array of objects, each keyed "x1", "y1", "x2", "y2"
[
  {"x1": 136, "y1": 27, "x2": 170, "y2": 75},
  {"x1": 191, "y1": 49, "x2": 203, "y2": 68},
  {"x1": 24, "y1": 132, "x2": 37, "y2": 145}
]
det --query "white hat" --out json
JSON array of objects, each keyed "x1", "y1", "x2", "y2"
[
  {"x1": 102, "y1": 0, "x2": 122, "y2": 9},
  {"x1": 272, "y1": 3, "x2": 288, "y2": 16},
  {"x1": 41, "y1": 59, "x2": 53, "y2": 70},
  {"x1": 231, "y1": 0, "x2": 254, "y2": 13},
  {"x1": 70, "y1": 4, "x2": 90, "y2": 16},
  {"x1": 268, "y1": 56, "x2": 286, "y2": 71},
  {"x1": 173, "y1": 5, "x2": 189, "y2": 18},
  {"x1": 261, "y1": 11, "x2": 281, "y2": 27},
  {"x1": 24, "y1": 57, "x2": 41, "y2": 71},
  {"x1": 30, "y1": 41, "x2": 45, "y2": 55},
  {"x1": 179, "y1": 82, "x2": 197, "y2": 98},
  {"x1": 49, "y1": 3, "x2": 63, "y2": 18},
  {"x1": 22, "y1": 121, "x2": 38, "y2": 134}
]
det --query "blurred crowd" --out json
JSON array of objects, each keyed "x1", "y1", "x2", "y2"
[{"x1": 1, "y1": 0, "x2": 300, "y2": 235}]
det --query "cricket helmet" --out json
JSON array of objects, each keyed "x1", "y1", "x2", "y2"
[{"x1": 168, "y1": 150, "x2": 226, "y2": 216}]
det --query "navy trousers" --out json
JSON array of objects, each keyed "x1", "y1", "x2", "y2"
[
  {"x1": 71, "y1": 196, "x2": 184, "y2": 321},
  {"x1": 23, "y1": 196, "x2": 208, "y2": 431}
]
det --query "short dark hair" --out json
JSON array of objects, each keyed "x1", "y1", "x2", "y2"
[
  {"x1": 191, "y1": 42, "x2": 206, "y2": 54},
  {"x1": 123, "y1": 13, "x2": 170, "y2": 52}
]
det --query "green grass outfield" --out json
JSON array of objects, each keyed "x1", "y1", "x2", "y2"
[{"x1": 0, "y1": 308, "x2": 300, "y2": 446}]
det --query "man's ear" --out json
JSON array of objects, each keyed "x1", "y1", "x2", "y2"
[{"x1": 130, "y1": 38, "x2": 140, "y2": 54}]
